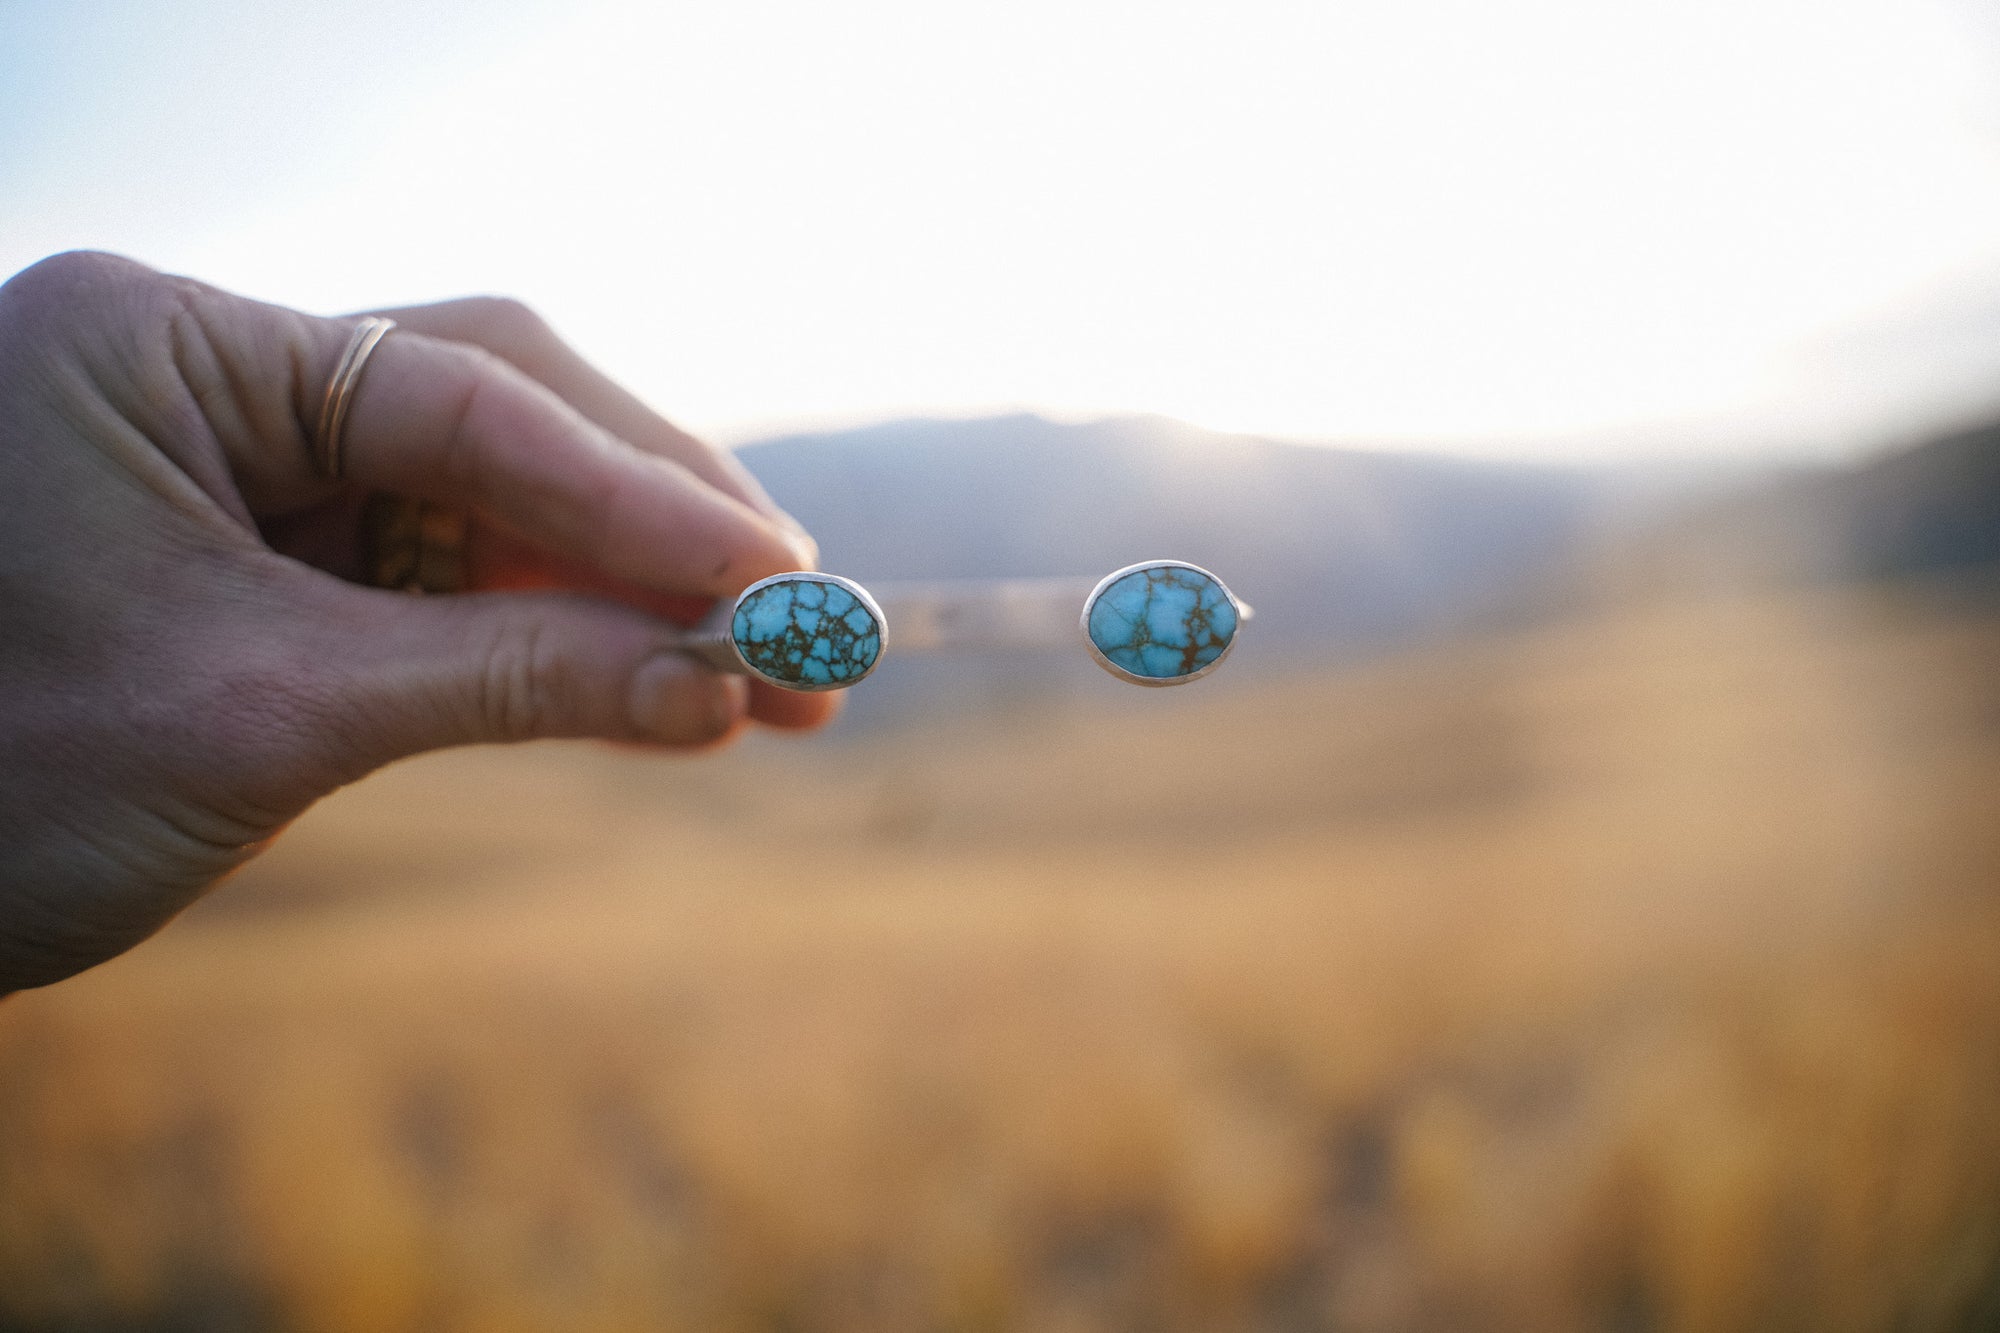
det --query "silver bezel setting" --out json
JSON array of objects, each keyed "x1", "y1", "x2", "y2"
[
  {"x1": 1079, "y1": 559, "x2": 1244, "y2": 687},
  {"x1": 728, "y1": 571, "x2": 889, "y2": 692}
]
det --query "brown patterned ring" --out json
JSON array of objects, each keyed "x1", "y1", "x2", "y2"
[{"x1": 360, "y1": 494, "x2": 468, "y2": 595}]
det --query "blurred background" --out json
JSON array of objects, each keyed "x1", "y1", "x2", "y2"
[{"x1": 4, "y1": 1, "x2": 2000, "y2": 1329}]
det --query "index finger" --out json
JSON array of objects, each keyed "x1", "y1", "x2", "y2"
[
  {"x1": 366, "y1": 297, "x2": 807, "y2": 550},
  {"x1": 335, "y1": 322, "x2": 816, "y2": 600}
]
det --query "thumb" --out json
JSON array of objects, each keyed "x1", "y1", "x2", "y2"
[{"x1": 308, "y1": 580, "x2": 750, "y2": 772}]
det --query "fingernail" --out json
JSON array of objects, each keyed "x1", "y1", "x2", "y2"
[
  {"x1": 627, "y1": 653, "x2": 746, "y2": 743},
  {"x1": 709, "y1": 674, "x2": 750, "y2": 736},
  {"x1": 780, "y1": 522, "x2": 820, "y2": 571},
  {"x1": 627, "y1": 652, "x2": 692, "y2": 740}
]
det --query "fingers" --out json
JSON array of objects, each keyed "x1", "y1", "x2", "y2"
[
  {"x1": 451, "y1": 527, "x2": 842, "y2": 732},
  {"x1": 748, "y1": 679, "x2": 843, "y2": 731},
  {"x1": 273, "y1": 564, "x2": 839, "y2": 772},
  {"x1": 116, "y1": 266, "x2": 847, "y2": 751},
  {"x1": 329, "y1": 321, "x2": 814, "y2": 600},
  {"x1": 124, "y1": 268, "x2": 812, "y2": 602},
  {"x1": 309, "y1": 580, "x2": 754, "y2": 770},
  {"x1": 366, "y1": 297, "x2": 815, "y2": 562}
]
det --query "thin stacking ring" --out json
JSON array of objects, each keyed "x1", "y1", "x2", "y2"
[
  {"x1": 312, "y1": 316, "x2": 396, "y2": 479},
  {"x1": 673, "y1": 564, "x2": 1249, "y2": 692}
]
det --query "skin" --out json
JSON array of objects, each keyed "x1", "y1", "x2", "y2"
[{"x1": 0, "y1": 251, "x2": 837, "y2": 993}]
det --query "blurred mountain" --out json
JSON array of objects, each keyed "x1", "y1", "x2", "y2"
[
  {"x1": 737, "y1": 414, "x2": 1638, "y2": 724},
  {"x1": 1743, "y1": 415, "x2": 2000, "y2": 582},
  {"x1": 1587, "y1": 414, "x2": 2000, "y2": 600}
]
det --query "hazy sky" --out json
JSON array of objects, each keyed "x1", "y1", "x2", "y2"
[{"x1": 6, "y1": 0, "x2": 2000, "y2": 457}]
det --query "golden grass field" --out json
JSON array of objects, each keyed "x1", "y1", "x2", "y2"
[{"x1": 3, "y1": 580, "x2": 1999, "y2": 1331}]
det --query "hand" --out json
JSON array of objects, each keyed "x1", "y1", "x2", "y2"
[{"x1": 0, "y1": 252, "x2": 832, "y2": 992}]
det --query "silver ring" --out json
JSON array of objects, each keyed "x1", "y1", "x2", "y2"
[{"x1": 313, "y1": 316, "x2": 396, "y2": 479}]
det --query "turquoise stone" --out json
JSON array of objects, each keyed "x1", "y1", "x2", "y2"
[
  {"x1": 1087, "y1": 565, "x2": 1238, "y2": 680},
  {"x1": 731, "y1": 576, "x2": 882, "y2": 688}
]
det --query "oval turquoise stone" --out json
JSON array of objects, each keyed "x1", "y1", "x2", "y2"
[
  {"x1": 1087, "y1": 565, "x2": 1238, "y2": 680},
  {"x1": 731, "y1": 576, "x2": 882, "y2": 689}
]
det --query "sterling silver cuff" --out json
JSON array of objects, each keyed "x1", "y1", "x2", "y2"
[{"x1": 675, "y1": 561, "x2": 1251, "y2": 693}]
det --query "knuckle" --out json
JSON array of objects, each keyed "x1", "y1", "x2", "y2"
[
  {"x1": 477, "y1": 615, "x2": 569, "y2": 741},
  {"x1": 438, "y1": 347, "x2": 510, "y2": 487},
  {"x1": 462, "y1": 295, "x2": 554, "y2": 358},
  {"x1": 4, "y1": 248, "x2": 137, "y2": 296},
  {"x1": 0, "y1": 250, "x2": 162, "y2": 341}
]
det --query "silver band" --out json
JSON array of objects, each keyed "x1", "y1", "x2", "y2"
[
  {"x1": 313, "y1": 316, "x2": 396, "y2": 479},
  {"x1": 869, "y1": 575, "x2": 1251, "y2": 649},
  {"x1": 866, "y1": 577, "x2": 1101, "y2": 649},
  {"x1": 666, "y1": 577, "x2": 1103, "y2": 669}
]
